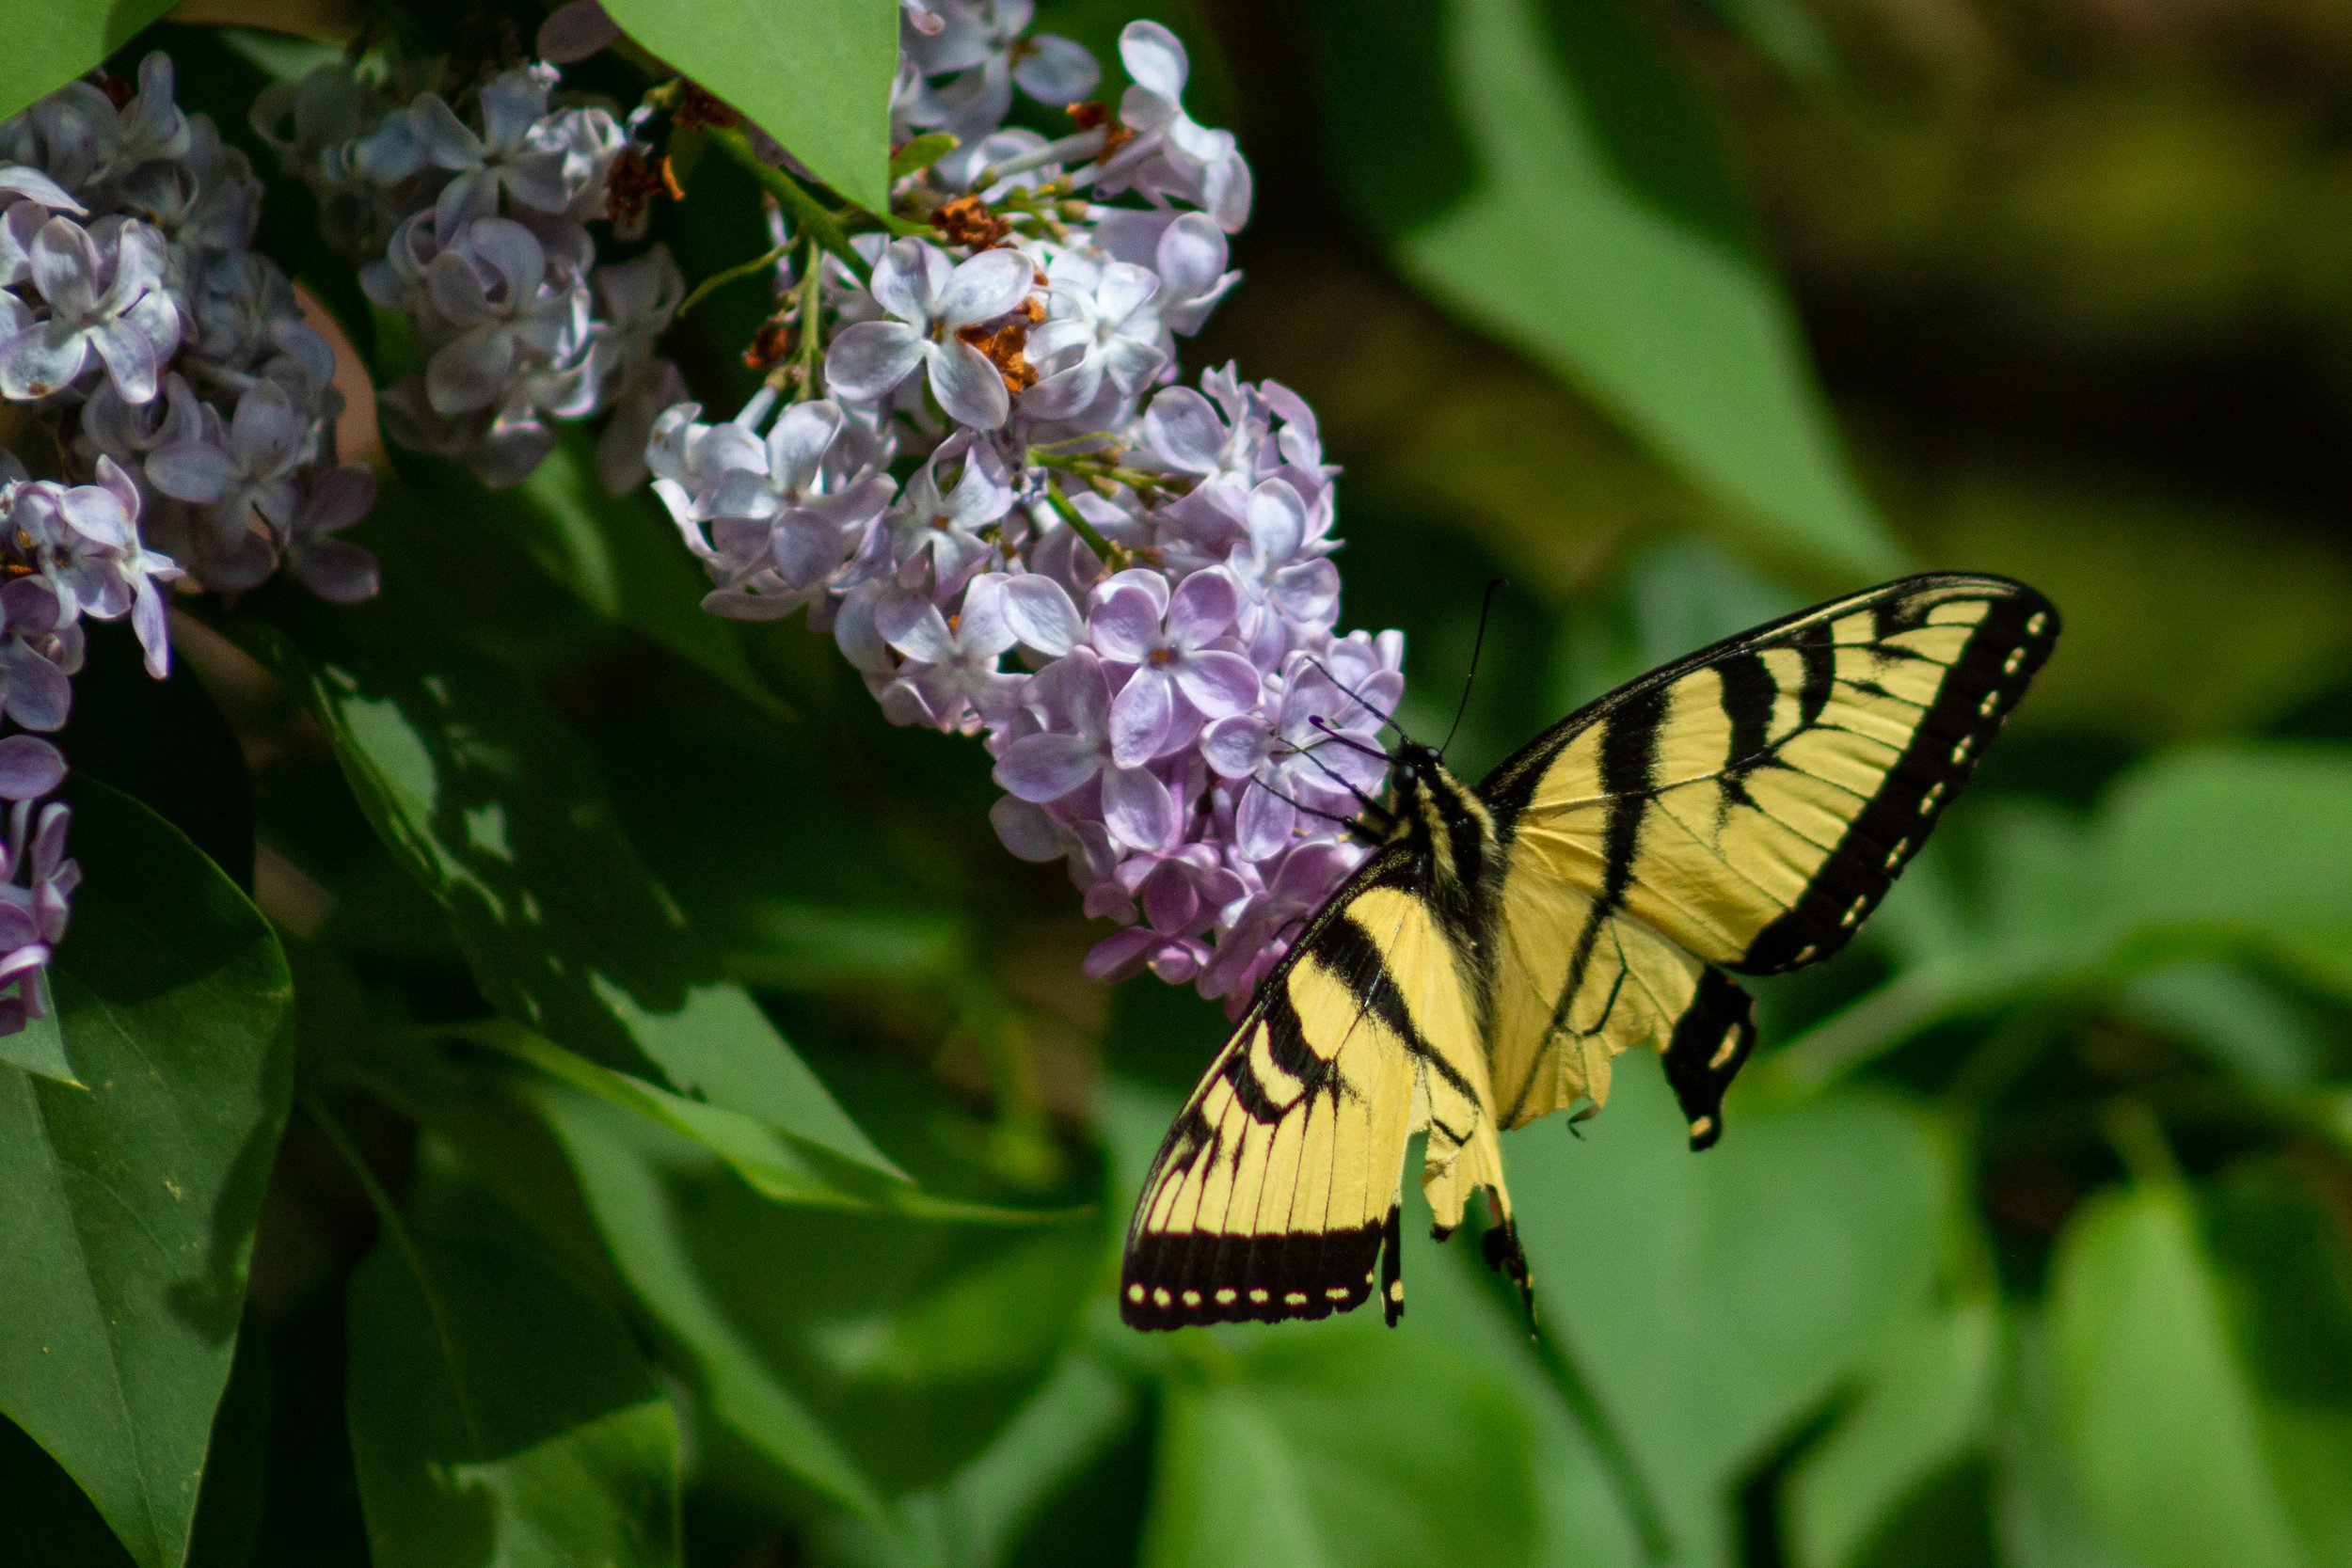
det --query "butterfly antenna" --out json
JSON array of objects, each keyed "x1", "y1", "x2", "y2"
[
  {"x1": 1302, "y1": 655, "x2": 1405, "y2": 737},
  {"x1": 1247, "y1": 773, "x2": 1375, "y2": 834},
  {"x1": 1306, "y1": 715, "x2": 1395, "y2": 768},
  {"x1": 1441, "y1": 578, "x2": 1506, "y2": 761},
  {"x1": 1293, "y1": 733, "x2": 1392, "y2": 822}
]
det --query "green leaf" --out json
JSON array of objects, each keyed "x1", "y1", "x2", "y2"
[
  {"x1": 1141, "y1": 1326, "x2": 1542, "y2": 1568},
  {"x1": 2050, "y1": 1183, "x2": 2308, "y2": 1568},
  {"x1": 397, "y1": 439, "x2": 784, "y2": 717},
  {"x1": 2201, "y1": 1164, "x2": 2352, "y2": 1567},
  {"x1": 239, "y1": 616, "x2": 897, "y2": 1180},
  {"x1": 1788, "y1": 1301, "x2": 2000, "y2": 1568},
  {"x1": 0, "y1": 0, "x2": 174, "y2": 121},
  {"x1": 1309, "y1": 0, "x2": 1903, "y2": 578},
  {"x1": 1504, "y1": 1065, "x2": 1946, "y2": 1564},
  {"x1": 599, "y1": 0, "x2": 896, "y2": 213},
  {"x1": 807, "y1": 1345, "x2": 1147, "y2": 1568},
  {"x1": 0, "y1": 1004, "x2": 76, "y2": 1085},
  {"x1": 0, "y1": 779, "x2": 293, "y2": 1568},
  {"x1": 345, "y1": 1230, "x2": 681, "y2": 1568},
  {"x1": 533, "y1": 1069, "x2": 1104, "y2": 1520}
]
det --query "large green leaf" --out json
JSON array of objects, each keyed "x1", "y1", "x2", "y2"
[
  {"x1": 393, "y1": 441, "x2": 782, "y2": 716},
  {"x1": 534, "y1": 1064, "x2": 1103, "y2": 1523},
  {"x1": 0, "y1": 780, "x2": 293, "y2": 1568},
  {"x1": 1309, "y1": 0, "x2": 1902, "y2": 578},
  {"x1": 0, "y1": 0, "x2": 173, "y2": 121},
  {"x1": 1504, "y1": 1066, "x2": 1945, "y2": 1566},
  {"x1": 598, "y1": 0, "x2": 896, "y2": 213},
  {"x1": 345, "y1": 1230, "x2": 680, "y2": 1568},
  {"x1": 1142, "y1": 1326, "x2": 1542, "y2": 1568},
  {"x1": 1788, "y1": 1301, "x2": 2000, "y2": 1568},
  {"x1": 2050, "y1": 1183, "x2": 2309, "y2": 1568},
  {"x1": 240, "y1": 615, "x2": 896, "y2": 1179}
]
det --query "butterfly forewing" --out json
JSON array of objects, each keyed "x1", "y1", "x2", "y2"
[{"x1": 1474, "y1": 573, "x2": 2053, "y2": 1147}]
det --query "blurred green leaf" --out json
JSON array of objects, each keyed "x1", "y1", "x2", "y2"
[
  {"x1": 1309, "y1": 0, "x2": 1903, "y2": 579},
  {"x1": 1142, "y1": 1326, "x2": 1541, "y2": 1568},
  {"x1": 1994, "y1": 1313, "x2": 2147, "y2": 1568},
  {"x1": 599, "y1": 0, "x2": 895, "y2": 213},
  {"x1": 1777, "y1": 742, "x2": 2352, "y2": 1087},
  {"x1": 2203, "y1": 1164, "x2": 2352, "y2": 1566},
  {"x1": 2051, "y1": 1181, "x2": 2308, "y2": 1568},
  {"x1": 346, "y1": 1231, "x2": 681, "y2": 1568},
  {"x1": 1788, "y1": 1301, "x2": 1999, "y2": 1568},
  {"x1": 808, "y1": 1345, "x2": 1146, "y2": 1568},
  {"x1": 2116, "y1": 961, "x2": 2324, "y2": 1089},
  {"x1": 0, "y1": 781, "x2": 292, "y2": 1568},
  {"x1": 0, "y1": 0, "x2": 173, "y2": 121},
  {"x1": 534, "y1": 1076, "x2": 1104, "y2": 1523},
  {"x1": 403, "y1": 440, "x2": 783, "y2": 717},
  {"x1": 1506, "y1": 1066, "x2": 1945, "y2": 1564},
  {"x1": 240, "y1": 616, "x2": 897, "y2": 1179},
  {"x1": 1686, "y1": 0, "x2": 1834, "y2": 79}
]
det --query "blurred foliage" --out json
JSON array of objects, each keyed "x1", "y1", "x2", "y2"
[{"x1": 1, "y1": 0, "x2": 2350, "y2": 1566}]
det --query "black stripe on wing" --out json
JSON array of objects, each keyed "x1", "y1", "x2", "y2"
[{"x1": 1735, "y1": 583, "x2": 2059, "y2": 974}]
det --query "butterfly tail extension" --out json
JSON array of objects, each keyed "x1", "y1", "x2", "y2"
[
  {"x1": 1661, "y1": 967, "x2": 1756, "y2": 1150},
  {"x1": 1479, "y1": 1210, "x2": 1537, "y2": 1335},
  {"x1": 1379, "y1": 1204, "x2": 1405, "y2": 1324}
]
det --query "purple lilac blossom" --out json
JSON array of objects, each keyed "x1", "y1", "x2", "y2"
[
  {"x1": 0, "y1": 55, "x2": 378, "y2": 1034},
  {"x1": 257, "y1": 55, "x2": 678, "y2": 491},
  {"x1": 640, "y1": 10, "x2": 1407, "y2": 1010}
]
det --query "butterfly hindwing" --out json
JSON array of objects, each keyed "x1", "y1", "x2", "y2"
[{"x1": 1120, "y1": 847, "x2": 1510, "y2": 1330}]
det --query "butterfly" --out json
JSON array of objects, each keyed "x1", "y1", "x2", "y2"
[{"x1": 1120, "y1": 572, "x2": 2058, "y2": 1331}]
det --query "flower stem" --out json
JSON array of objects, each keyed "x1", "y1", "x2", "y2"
[
  {"x1": 679, "y1": 242, "x2": 787, "y2": 316},
  {"x1": 1042, "y1": 480, "x2": 1129, "y2": 570},
  {"x1": 707, "y1": 126, "x2": 870, "y2": 285},
  {"x1": 790, "y1": 236, "x2": 825, "y2": 401}
]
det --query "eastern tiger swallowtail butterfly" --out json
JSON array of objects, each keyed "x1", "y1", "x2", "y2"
[{"x1": 1120, "y1": 572, "x2": 2058, "y2": 1331}]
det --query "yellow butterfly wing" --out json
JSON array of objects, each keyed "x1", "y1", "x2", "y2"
[
  {"x1": 1477, "y1": 573, "x2": 2058, "y2": 1144},
  {"x1": 1120, "y1": 852, "x2": 1512, "y2": 1329}
]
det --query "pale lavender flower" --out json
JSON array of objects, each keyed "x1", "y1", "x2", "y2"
[
  {"x1": 411, "y1": 68, "x2": 575, "y2": 232},
  {"x1": 883, "y1": 433, "x2": 1012, "y2": 590},
  {"x1": 825, "y1": 239, "x2": 1034, "y2": 429},
  {"x1": 994, "y1": 646, "x2": 1180, "y2": 852},
  {"x1": 1094, "y1": 23, "x2": 1251, "y2": 231},
  {"x1": 905, "y1": 0, "x2": 1099, "y2": 140},
  {"x1": 0, "y1": 214, "x2": 180, "y2": 402},
  {"x1": 1025, "y1": 257, "x2": 1165, "y2": 420}
]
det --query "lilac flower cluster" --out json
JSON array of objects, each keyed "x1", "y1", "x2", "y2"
[
  {"x1": 644, "y1": 10, "x2": 1403, "y2": 1006},
  {"x1": 0, "y1": 53, "x2": 374, "y2": 598},
  {"x1": 256, "y1": 55, "x2": 681, "y2": 491},
  {"x1": 0, "y1": 55, "x2": 373, "y2": 1032}
]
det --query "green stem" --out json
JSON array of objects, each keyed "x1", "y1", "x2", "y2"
[
  {"x1": 707, "y1": 126, "x2": 869, "y2": 284},
  {"x1": 790, "y1": 237, "x2": 828, "y2": 402},
  {"x1": 1042, "y1": 481, "x2": 1128, "y2": 569},
  {"x1": 2102, "y1": 1098, "x2": 2184, "y2": 1186},
  {"x1": 305, "y1": 1094, "x2": 486, "y2": 1449},
  {"x1": 679, "y1": 243, "x2": 787, "y2": 316},
  {"x1": 1534, "y1": 1323, "x2": 1677, "y2": 1564}
]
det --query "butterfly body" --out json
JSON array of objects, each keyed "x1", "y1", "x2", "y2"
[{"x1": 1120, "y1": 574, "x2": 2059, "y2": 1333}]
